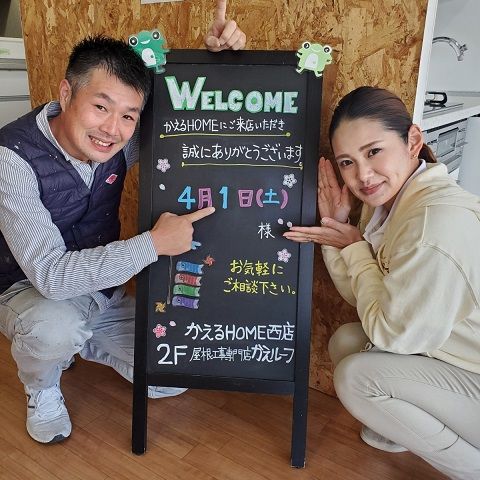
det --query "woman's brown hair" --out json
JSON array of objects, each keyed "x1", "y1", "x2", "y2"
[{"x1": 329, "y1": 86, "x2": 436, "y2": 163}]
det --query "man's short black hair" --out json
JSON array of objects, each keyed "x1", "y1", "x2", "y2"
[{"x1": 65, "y1": 34, "x2": 151, "y2": 106}]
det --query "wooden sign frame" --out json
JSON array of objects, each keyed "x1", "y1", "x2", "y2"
[{"x1": 132, "y1": 50, "x2": 321, "y2": 468}]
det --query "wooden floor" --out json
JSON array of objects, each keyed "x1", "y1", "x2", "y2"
[{"x1": 0, "y1": 336, "x2": 446, "y2": 480}]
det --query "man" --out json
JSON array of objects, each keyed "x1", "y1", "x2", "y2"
[{"x1": 0, "y1": 1, "x2": 245, "y2": 444}]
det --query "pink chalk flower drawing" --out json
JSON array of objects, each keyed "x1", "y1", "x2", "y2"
[
  {"x1": 277, "y1": 248, "x2": 292, "y2": 263},
  {"x1": 153, "y1": 324, "x2": 167, "y2": 338},
  {"x1": 156, "y1": 158, "x2": 171, "y2": 173}
]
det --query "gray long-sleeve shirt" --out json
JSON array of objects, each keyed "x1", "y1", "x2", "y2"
[{"x1": 0, "y1": 102, "x2": 157, "y2": 310}]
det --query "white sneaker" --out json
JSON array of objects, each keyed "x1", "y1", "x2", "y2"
[
  {"x1": 360, "y1": 425, "x2": 408, "y2": 453},
  {"x1": 147, "y1": 386, "x2": 187, "y2": 399},
  {"x1": 25, "y1": 383, "x2": 72, "y2": 443},
  {"x1": 61, "y1": 356, "x2": 75, "y2": 371}
]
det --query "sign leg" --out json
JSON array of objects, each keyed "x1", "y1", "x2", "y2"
[
  {"x1": 291, "y1": 381, "x2": 309, "y2": 467},
  {"x1": 132, "y1": 377, "x2": 148, "y2": 454},
  {"x1": 132, "y1": 266, "x2": 150, "y2": 455}
]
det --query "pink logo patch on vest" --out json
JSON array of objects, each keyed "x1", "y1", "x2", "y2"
[{"x1": 105, "y1": 174, "x2": 118, "y2": 184}]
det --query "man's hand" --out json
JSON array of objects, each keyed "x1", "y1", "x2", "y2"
[
  {"x1": 204, "y1": 0, "x2": 246, "y2": 52},
  {"x1": 150, "y1": 207, "x2": 215, "y2": 256}
]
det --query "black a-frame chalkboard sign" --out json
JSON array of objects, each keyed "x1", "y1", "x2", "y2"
[{"x1": 133, "y1": 50, "x2": 321, "y2": 467}]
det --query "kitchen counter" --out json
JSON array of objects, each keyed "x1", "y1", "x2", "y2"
[{"x1": 421, "y1": 92, "x2": 480, "y2": 130}]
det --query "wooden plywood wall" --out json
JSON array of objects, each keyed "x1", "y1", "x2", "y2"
[{"x1": 19, "y1": 0, "x2": 428, "y2": 395}]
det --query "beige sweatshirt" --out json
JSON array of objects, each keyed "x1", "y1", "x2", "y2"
[{"x1": 322, "y1": 163, "x2": 480, "y2": 374}]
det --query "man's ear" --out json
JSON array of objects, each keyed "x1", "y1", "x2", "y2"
[
  {"x1": 408, "y1": 124, "x2": 424, "y2": 158},
  {"x1": 58, "y1": 79, "x2": 72, "y2": 110}
]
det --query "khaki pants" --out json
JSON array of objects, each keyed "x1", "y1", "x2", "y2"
[{"x1": 329, "y1": 323, "x2": 480, "y2": 480}]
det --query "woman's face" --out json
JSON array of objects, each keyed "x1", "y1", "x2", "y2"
[{"x1": 331, "y1": 118, "x2": 422, "y2": 210}]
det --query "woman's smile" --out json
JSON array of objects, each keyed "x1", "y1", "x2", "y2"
[{"x1": 360, "y1": 182, "x2": 384, "y2": 196}]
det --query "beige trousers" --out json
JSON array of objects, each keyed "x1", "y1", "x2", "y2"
[{"x1": 329, "y1": 322, "x2": 480, "y2": 480}]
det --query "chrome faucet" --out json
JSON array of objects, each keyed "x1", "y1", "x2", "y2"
[{"x1": 432, "y1": 36, "x2": 468, "y2": 61}]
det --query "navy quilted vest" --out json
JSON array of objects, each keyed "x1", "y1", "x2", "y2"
[{"x1": 0, "y1": 106, "x2": 127, "y2": 297}]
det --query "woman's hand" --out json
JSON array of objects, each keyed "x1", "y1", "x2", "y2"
[
  {"x1": 204, "y1": 0, "x2": 246, "y2": 52},
  {"x1": 318, "y1": 157, "x2": 351, "y2": 223},
  {"x1": 283, "y1": 217, "x2": 363, "y2": 249}
]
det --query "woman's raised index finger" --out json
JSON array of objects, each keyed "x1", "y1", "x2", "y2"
[
  {"x1": 318, "y1": 157, "x2": 328, "y2": 190},
  {"x1": 325, "y1": 158, "x2": 340, "y2": 189},
  {"x1": 215, "y1": 0, "x2": 227, "y2": 22}
]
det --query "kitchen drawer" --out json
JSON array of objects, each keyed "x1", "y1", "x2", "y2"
[
  {"x1": 0, "y1": 66, "x2": 31, "y2": 128},
  {"x1": 0, "y1": 96, "x2": 31, "y2": 128},
  {"x1": 458, "y1": 117, "x2": 480, "y2": 196},
  {"x1": 0, "y1": 37, "x2": 25, "y2": 59},
  {"x1": 0, "y1": 69, "x2": 29, "y2": 96}
]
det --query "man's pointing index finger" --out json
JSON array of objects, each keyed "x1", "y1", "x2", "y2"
[{"x1": 182, "y1": 206, "x2": 216, "y2": 223}]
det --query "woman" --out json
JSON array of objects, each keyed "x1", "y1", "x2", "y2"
[{"x1": 284, "y1": 86, "x2": 480, "y2": 479}]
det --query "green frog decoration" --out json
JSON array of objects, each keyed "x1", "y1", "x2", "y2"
[
  {"x1": 128, "y1": 29, "x2": 169, "y2": 74},
  {"x1": 296, "y1": 42, "x2": 333, "y2": 77}
]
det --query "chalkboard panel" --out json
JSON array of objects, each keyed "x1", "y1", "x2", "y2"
[{"x1": 133, "y1": 50, "x2": 322, "y2": 465}]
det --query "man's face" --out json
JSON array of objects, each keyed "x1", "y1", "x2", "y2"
[{"x1": 55, "y1": 68, "x2": 144, "y2": 163}]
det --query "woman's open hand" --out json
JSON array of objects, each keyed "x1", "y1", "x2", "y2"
[
  {"x1": 283, "y1": 217, "x2": 363, "y2": 249},
  {"x1": 318, "y1": 157, "x2": 351, "y2": 223}
]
